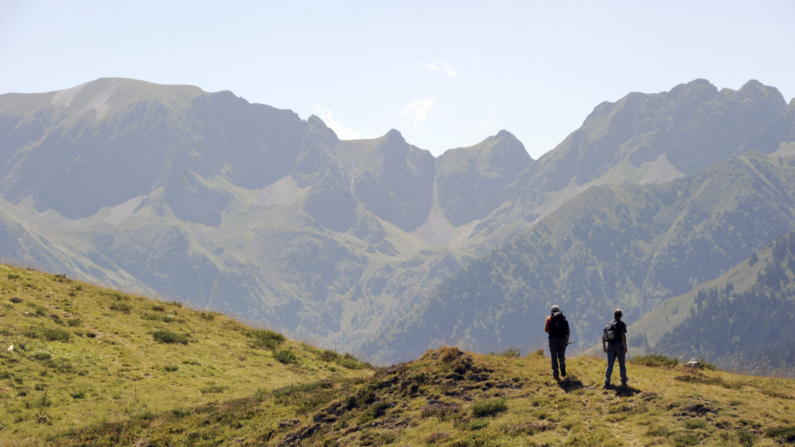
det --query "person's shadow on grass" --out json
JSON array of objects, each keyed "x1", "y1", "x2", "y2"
[
  {"x1": 557, "y1": 377, "x2": 584, "y2": 393},
  {"x1": 608, "y1": 384, "x2": 641, "y2": 397}
]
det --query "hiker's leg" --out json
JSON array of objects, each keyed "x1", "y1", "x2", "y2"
[
  {"x1": 549, "y1": 340, "x2": 559, "y2": 378},
  {"x1": 617, "y1": 343, "x2": 628, "y2": 384},
  {"x1": 558, "y1": 339, "x2": 567, "y2": 376},
  {"x1": 605, "y1": 345, "x2": 616, "y2": 385}
]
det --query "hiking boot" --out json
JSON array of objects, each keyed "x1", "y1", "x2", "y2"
[
  {"x1": 561, "y1": 370, "x2": 567, "y2": 377},
  {"x1": 603, "y1": 383, "x2": 611, "y2": 389}
]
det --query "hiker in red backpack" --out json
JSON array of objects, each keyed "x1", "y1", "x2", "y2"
[
  {"x1": 544, "y1": 305, "x2": 570, "y2": 380},
  {"x1": 602, "y1": 308, "x2": 628, "y2": 388}
]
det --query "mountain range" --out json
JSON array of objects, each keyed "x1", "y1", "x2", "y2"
[{"x1": 2, "y1": 77, "x2": 794, "y2": 365}]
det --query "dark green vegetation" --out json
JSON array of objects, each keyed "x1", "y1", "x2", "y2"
[
  {"x1": 3, "y1": 78, "x2": 795, "y2": 364},
  {"x1": 369, "y1": 149, "x2": 795, "y2": 362},
  {"x1": 41, "y1": 345, "x2": 795, "y2": 446},
  {"x1": 628, "y1": 231, "x2": 795, "y2": 376}
]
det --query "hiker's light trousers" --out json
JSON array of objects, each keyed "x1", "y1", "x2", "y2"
[{"x1": 605, "y1": 342, "x2": 627, "y2": 385}]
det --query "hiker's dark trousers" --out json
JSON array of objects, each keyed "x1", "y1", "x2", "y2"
[{"x1": 549, "y1": 336, "x2": 567, "y2": 378}]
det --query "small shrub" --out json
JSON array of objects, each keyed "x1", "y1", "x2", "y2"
[
  {"x1": 69, "y1": 390, "x2": 85, "y2": 399},
  {"x1": 320, "y1": 350, "x2": 339, "y2": 362},
  {"x1": 86, "y1": 332, "x2": 96, "y2": 338},
  {"x1": 7, "y1": 273, "x2": 20, "y2": 280},
  {"x1": 273, "y1": 381, "x2": 333, "y2": 398},
  {"x1": 674, "y1": 433, "x2": 700, "y2": 446},
  {"x1": 182, "y1": 360, "x2": 200, "y2": 365},
  {"x1": 34, "y1": 384, "x2": 46, "y2": 391},
  {"x1": 199, "y1": 312, "x2": 216, "y2": 321},
  {"x1": 439, "y1": 346, "x2": 462, "y2": 362},
  {"x1": 335, "y1": 353, "x2": 366, "y2": 369},
  {"x1": 766, "y1": 426, "x2": 795, "y2": 442},
  {"x1": 698, "y1": 358, "x2": 717, "y2": 371},
  {"x1": 66, "y1": 319, "x2": 81, "y2": 327},
  {"x1": 109, "y1": 304, "x2": 131, "y2": 314},
  {"x1": 10, "y1": 297, "x2": 22, "y2": 304},
  {"x1": 152, "y1": 306, "x2": 165, "y2": 312},
  {"x1": 167, "y1": 301, "x2": 183, "y2": 308},
  {"x1": 164, "y1": 365, "x2": 179, "y2": 372},
  {"x1": 472, "y1": 399, "x2": 507, "y2": 418},
  {"x1": 684, "y1": 419, "x2": 708, "y2": 429},
  {"x1": 630, "y1": 354, "x2": 679, "y2": 368},
  {"x1": 74, "y1": 285, "x2": 82, "y2": 291},
  {"x1": 32, "y1": 352, "x2": 52, "y2": 361},
  {"x1": 200, "y1": 385, "x2": 226, "y2": 394},
  {"x1": 35, "y1": 308, "x2": 46, "y2": 316},
  {"x1": 152, "y1": 330, "x2": 189, "y2": 345},
  {"x1": 247, "y1": 329, "x2": 286, "y2": 343},
  {"x1": 274, "y1": 350, "x2": 298, "y2": 364},
  {"x1": 469, "y1": 419, "x2": 490, "y2": 430},
  {"x1": 491, "y1": 347, "x2": 521, "y2": 358},
  {"x1": 142, "y1": 313, "x2": 162, "y2": 321},
  {"x1": 42, "y1": 328, "x2": 70, "y2": 342}
]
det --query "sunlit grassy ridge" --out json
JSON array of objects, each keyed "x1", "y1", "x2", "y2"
[
  {"x1": 44, "y1": 348, "x2": 795, "y2": 446},
  {"x1": 0, "y1": 264, "x2": 371, "y2": 446},
  {"x1": 3, "y1": 263, "x2": 795, "y2": 446}
]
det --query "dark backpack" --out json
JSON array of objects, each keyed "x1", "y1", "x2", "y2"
[
  {"x1": 603, "y1": 320, "x2": 619, "y2": 342},
  {"x1": 549, "y1": 314, "x2": 568, "y2": 337}
]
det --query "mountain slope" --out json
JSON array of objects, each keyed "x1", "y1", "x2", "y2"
[
  {"x1": 0, "y1": 264, "x2": 371, "y2": 445},
  {"x1": 625, "y1": 230, "x2": 795, "y2": 376},
  {"x1": 2, "y1": 78, "x2": 794, "y2": 363},
  {"x1": 368, "y1": 150, "x2": 795, "y2": 362}
]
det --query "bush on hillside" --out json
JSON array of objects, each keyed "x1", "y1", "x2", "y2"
[
  {"x1": 274, "y1": 350, "x2": 298, "y2": 364},
  {"x1": 471, "y1": 399, "x2": 507, "y2": 418},
  {"x1": 629, "y1": 354, "x2": 679, "y2": 367},
  {"x1": 490, "y1": 347, "x2": 521, "y2": 358},
  {"x1": 152, "y1": 330, "x2": 189, "y2": 345}
]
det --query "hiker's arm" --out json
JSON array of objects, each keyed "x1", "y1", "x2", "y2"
[
  {"x1": 544, "y1": 317, "x2": 550, "y2": 334},
  {"x1": 602, "y1": 337, "x2": 607, "y2": 353},
  {"x1": 622, "y1": 333, "x2": 628, "y2": 354}
]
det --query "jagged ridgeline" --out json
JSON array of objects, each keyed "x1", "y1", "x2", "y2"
[
  {"x1": 628, "y1": 231, "x2": 795, "y2": 376},
  {"x1": 2, "y1": 77, "x2": 795, "y2": 363},
  {"x1": 0, "y1": 264, "x2": 371, "y2": 444}
]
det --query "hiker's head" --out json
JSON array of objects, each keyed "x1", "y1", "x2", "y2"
[
  {"x1": 614, "y1": 309, "x2": 623, "y2": 321},
  {"x1": 551, "y1": 305, "x2": 561, "y2": 316}
]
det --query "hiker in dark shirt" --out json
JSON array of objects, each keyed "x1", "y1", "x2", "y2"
[
  {"x1": 544, "y1": 305, "x2": 570, "y2": 380},
  {"x1": 602, "y1": 308, "x2": 628, "y2": 388}
]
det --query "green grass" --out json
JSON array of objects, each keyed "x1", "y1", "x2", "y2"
[
  {"x1": 630, "y1": 353, "x2": 680, "y2": 367},
  {"x1": 471, "y1": 398, "x2": 507, "y2": 417},
  {"x1": 4, "y1": 264, "x2": 795, "y2": 446},
  {"x1": 0, "y1": 264, "x2": 372, "y2": 445}
]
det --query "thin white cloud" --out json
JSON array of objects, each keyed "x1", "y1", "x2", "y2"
[
  {"x1": 402, "y1": 98, "x2": 435, "y2": 125},
  {"x1": 417, "y1": 60, "x2": 457, "y2": 78},
  {"x1": 313, "y1": 105, "x2": 360, "y2": 140}
]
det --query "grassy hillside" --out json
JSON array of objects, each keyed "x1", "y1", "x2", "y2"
[
  {"x1": 2, "y1": 264, "x2": 795, "y2": 446},
  {"x1": 0, "y1": 264, "x2": 371, "y2": 446},
  {"x1": 45, "y1": 347, "x2": 795, "y2": 446}
]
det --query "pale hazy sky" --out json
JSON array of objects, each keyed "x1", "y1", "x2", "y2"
[{"x1": 1, "y1": 1, "x2": 793, "y2": 158}]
